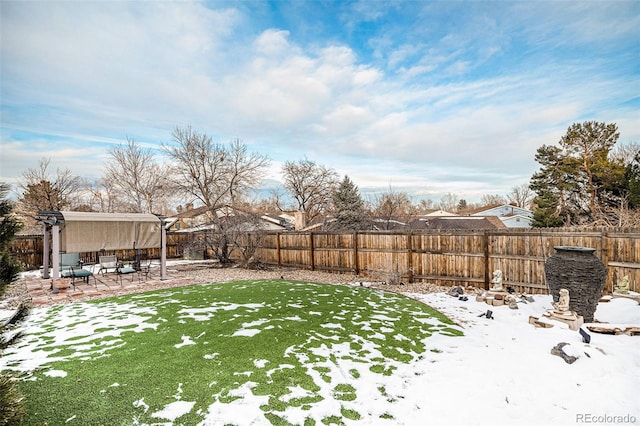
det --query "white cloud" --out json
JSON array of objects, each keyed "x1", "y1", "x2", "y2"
[
  {"x1": 254, "y1": 29, "x2": 293, "y2": 57},
  {"x1": 1, "y1": 1, "x2": 638, "y2": 204}
]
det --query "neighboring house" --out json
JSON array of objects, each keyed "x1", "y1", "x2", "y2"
[
  {"x1": 261, "y1": 214, "x2": 295, "y2": 231},
  {"x1": 165, "y1": 206, "x2": 211, "y2": 231},
  {"x1": 421, "y1": 209, "x2": 457, "y2": 217},
  {"x1": 371, "y1": 218, "x2": 408, "y2": 231},
  {"x1": 469, "y1": 204, "x2": 533, "y2": 228},
  {"x1": 166, "y1": 205, "x2": 292, "y2": 233},
  {"x1": 470, "y1": 204, "x2": 533, "y2": 218},
  {"x1": 498, "y1": 214, "x2": 534, "y2": 228},
  {"x1": 409, "y1": 216, "x2": 507, "y2": 230}
]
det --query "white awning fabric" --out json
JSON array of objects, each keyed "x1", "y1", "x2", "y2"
[{"x1": 58, "y1": 211, "x2": 161, "y2": 252}]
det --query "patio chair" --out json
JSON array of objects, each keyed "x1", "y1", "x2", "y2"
[
  {"x1": 98, "y1": 255, "x2": 139, "y2": 285},
  {"x1": 133, "y1": 252, "x2": 152, "y2": 281},
  {"x1": 59, "y1": 253, "x2": 96, "y2": 289},
  {"x1": 98, "y1": 255, "x2": 118, "y2": 275}
]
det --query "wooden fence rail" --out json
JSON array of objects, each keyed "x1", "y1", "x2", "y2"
[
  {"x1": 9, "y1": 228, "x2": 640, "y2": 295},
  {"x1": 253, "y1": 228, "x2": 640, "y2": 295}
]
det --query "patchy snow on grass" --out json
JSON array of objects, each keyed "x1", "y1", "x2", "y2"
[
  {"x1": 4, "y1": 279, "x2": 639, "y2": 425},
  {"x1": 132, "y1": 398, "x2": 149, "y2": 413},
  {"x1": 43, "y1": 369, "x2": 67, "y2": 378},
  {"x1": 151, "y1": 400, "x2": 196, "y2": 421},
  {"x1": 232, "y1": 328, "x2": 262, "y2": 337},
  {"x1": 253, "y1": 359, "x2": 269, "y2": 368},
  {"x1": 177, "y1": 303, "x2": 264, "y2": 322},
  {"x1": 205, "y1": 382, "x2": 269, "y2": 425},
  {"x1": 174, "y1": 335, "x2": 196, "y2": 348},
  {"x1": 0, "y1": 301, "x2": 157, "y2": 375}
]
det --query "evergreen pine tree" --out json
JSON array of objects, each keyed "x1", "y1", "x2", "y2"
[
  {"x1": 0, "y1": 182, "x2": 26, "y2": 426},
  {"x1": 330, "y1": 176, "x2": 368, "y2": 231},
  {"x1": 0, "y1": 184, "x2": 23, "y2": 298}
]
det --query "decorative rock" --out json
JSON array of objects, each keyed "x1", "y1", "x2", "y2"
[
  {"x1": 543, "y1": 310, "x2": 584, "y2": 331},
  {"x1": 529, "y1": 316, "x2": 554, "y2": 328},
  {"x1": 550, "y1": 342, "x2": 578, "y2": 364},
  {"x1": 579, "y1": 328, "x2": 591, "y2": 344},
  {"x1": 448, "y1": 286, "x2": 464, "y2": 297}
]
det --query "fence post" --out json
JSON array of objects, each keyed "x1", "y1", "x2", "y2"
[
  {"x1": 483, "y1": 230, "x2": 490, "y2": 290},
  {"x1": 407, "y1": 231, "x2": 414, "y2": 283},
  {"x1": 276, "y1": 233, "x2": 281, "y2": 267},
  {"x1": 353, "y1": 232, "x2": 359, "y2": 275},
  {"x1": 600, "y1": 229, "x2": 610, "y2": 292},
  {"x1": 309, "y1": 232, "x2": 315, "y2": 271}
]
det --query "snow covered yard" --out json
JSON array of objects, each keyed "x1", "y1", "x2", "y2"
[
  {"x1": 409, "y1": 291, "x2": 640, "y2": 425},
  {"x1": 1, "y1": 279, "x2": 638, "y2": 425}
]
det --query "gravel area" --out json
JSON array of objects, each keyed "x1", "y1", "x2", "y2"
[
  {"x1": 1, "y1": 262, "x2": 450, "y2": 309},
  {"x1": 178, "y1": 264, "x2": 450, "y2": 295},
  {"x1": 1, "y1": 279, "x2": 30, "y2": 310}
]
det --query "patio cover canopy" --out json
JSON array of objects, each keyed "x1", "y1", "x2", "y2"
[
  {"x1": 38, "y1": 211, "x2": 167, "y2": 285},
  {"x1": 55, "y1": 211, "x2": 161, "y2": 252}
]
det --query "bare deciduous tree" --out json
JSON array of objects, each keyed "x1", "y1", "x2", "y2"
[
  {"x1": 86, "y1": 177, "x2": 123, "y2": 213},
  {"x1": 165, "y1": 126, "x2": 269, "y2": 212},
  {"x1": 479, "y1": 194, "x2": 507, "y2": 206},
  {"x1": 438, "y1": 193, "x2": 459, "y2": 212},
  {"x1": 104, "y1": 137, "x2": 170, "y2": 214},
  {"x1": 281, "y1": 158, "x2": 338, "y2": 225},
  {"x1": 417, "y1": 199, "x2": 435, "y2": 213},
  {"x1": 226, "y1": 139, "x2": 270, "y2": 204},
  {"x1": 610, "y1": 141, "x2": 639, "y2": 166},
  {"x1": 370, "y1": 187, "x2": 417, "y2": 229},
  {"x1": 507, "y1": 184, "x2": 535, "y2": 209},
  {"x1": 17, "y1": 158, "x2": 82, "y2": 217},
  {"x1": 164, "y1": 126, "x2": 270, "y2": 263}
]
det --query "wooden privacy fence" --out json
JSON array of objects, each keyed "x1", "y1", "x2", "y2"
[
  {"x1": 253, "y1": 228, "x2": 640, "y2": 295},
  {"x1": 10, "y1": 228, "x2": 640, "y2": 295}
]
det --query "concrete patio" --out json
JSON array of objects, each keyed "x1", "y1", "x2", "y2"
[{"x1": 19, "y1": 261, "x2": 218, "y2": 307}]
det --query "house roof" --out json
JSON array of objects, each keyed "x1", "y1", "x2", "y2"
[
  {"x1": 465, "y1": 203, "x2": 502, "y2": 215},
  {"x1": 468, "y1": 204, "x2": 533, "y2": 217},
  {"x1": 409, "y1": 216, "x2": 507, "y2": 230},
  {"x1": 421, "y1": 209, "x2": 457, "y2": 217},
  {"x1": 175, "y1": 205, "x2": 209, "y2": 219}
]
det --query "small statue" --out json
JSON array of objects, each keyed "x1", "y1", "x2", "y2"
[
  {"x1": 614, "y1": 275, "x2": 630, "y2": 294},
  {"x1": 490, "y1": 270, "x2": 504, "y2": 291},
  {"x1": 553, "y1": 288, "x2": 570, "y2": 313}
]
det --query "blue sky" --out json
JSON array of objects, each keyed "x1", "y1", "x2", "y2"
[{"x1": 1, "y1": 0, "x2": 639, "y2": 204}]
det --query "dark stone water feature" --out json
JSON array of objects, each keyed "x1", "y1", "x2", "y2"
[{"x1": 544, "y1": 246, "x2": 607, "y2": 322}]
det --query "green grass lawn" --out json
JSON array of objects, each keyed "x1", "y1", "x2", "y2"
[{"x1": 5, "y1": 280, "x2": 461, "y2": 425}]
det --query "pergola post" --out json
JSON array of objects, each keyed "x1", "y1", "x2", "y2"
[
  {"x1": 42, "y1": 225, "x2": 51, "y2": 279},
  {"x1": 51, "y1": 222, "x2": 60, "y2": 293},
  {"x1": 161, "y1": 221, "x2": 167, "y2": 280}
]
